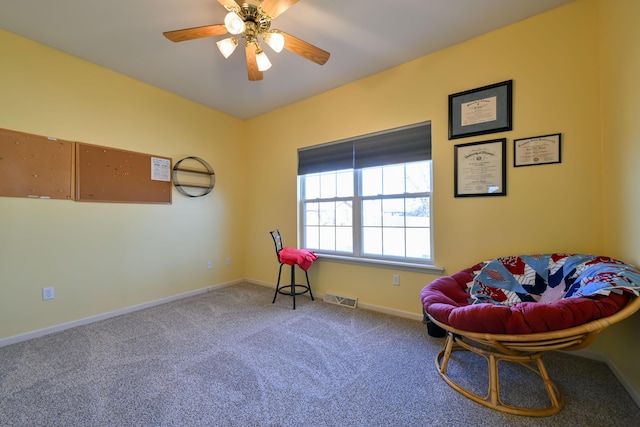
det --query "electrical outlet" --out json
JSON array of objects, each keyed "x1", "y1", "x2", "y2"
[
  {"x1": 226, "y1": 258, "x2": 231, "y2": 266},
  {"x1": 392, "y1": 274, "x2": 400, "y2": 286},
  {"x1": 42, "y1": 287, "x2": 55, "y2": 300},
  {"x1": 207, "y1": 261, "x2": 213, "y2": 270}
]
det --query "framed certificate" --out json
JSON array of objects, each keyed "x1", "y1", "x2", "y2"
[
  {"x1": 514, "y1": 133, "x2": 562, "y2": 167},
  {"x1": 454, "y1": 138, "x2": 506, "y2": 197},
  {"x1": 449, "y1": 80, "x2": 513, "y2": 140}
]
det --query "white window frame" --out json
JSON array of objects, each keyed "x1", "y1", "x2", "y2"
[{"x1": 299, "y1": 161, "x2": 437, "y2": 271}]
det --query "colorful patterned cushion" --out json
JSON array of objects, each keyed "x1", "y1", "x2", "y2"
[
  {"x1": 470, "y1": 254, "x2": 640, "y2": 306},
  {"x1": 420, "y1": 254, "x2": 639, "y2": 334}
]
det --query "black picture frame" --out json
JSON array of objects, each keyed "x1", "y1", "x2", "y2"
[
  {"x1": 448, "y1": 80, "x2": 513, "y2": 140},
  {"x1": 454, "y1": 138, "x2": 507, "y2": 197},
  {"x1": 514, "y1": 133, "x2": 562, "y2": 167}
]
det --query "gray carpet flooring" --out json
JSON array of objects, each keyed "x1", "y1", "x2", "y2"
[{"x1": 1, "y1": 282, "x2": 638, "y2": 426}]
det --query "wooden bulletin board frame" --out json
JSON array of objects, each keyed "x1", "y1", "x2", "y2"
[
  {"x1": 76, "y1": 143, "x2": 172, "y2": 204},
  {"x1": 0, "y1": 128, "x2": 75, "y2": 200}
]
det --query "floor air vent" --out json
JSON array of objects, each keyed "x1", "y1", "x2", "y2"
[{"x1": 323, "y1": 293, "x2": 358, "y2": 308}]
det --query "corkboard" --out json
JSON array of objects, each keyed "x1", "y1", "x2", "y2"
[
  {"x1": 76, "y1": 143, "x2": 172, "y2": 204},
  {"x1": 0, "y1": 128, "x2": 74, "y2": 200}
]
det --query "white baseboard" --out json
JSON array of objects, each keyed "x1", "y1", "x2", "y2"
[
  {"x1": 565, "y1": 348, "x2": 640, "y2": 407},
  {"x1": 356, "y1": 301, "x2": 423, "y2": 321},
  {"x1": 0, "y1": 279, "x2": 243, "y2": 348},
  {"x1": 248, "y1": 278, "x2": 276, "y2": 289},
  {"x1": 247, "y1": 278, "x2": 423, "y2": 321}
]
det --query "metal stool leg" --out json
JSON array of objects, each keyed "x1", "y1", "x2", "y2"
[
  {"x1": 272, "y1": 263, "x2": 284, "y2": 304},
  {"x1": 305, "y1": 270, "x2": 314, "y2": 301},
  {"x1": 272, "y1": 262, "x2": 313, "y2": 310},
  {"x1": 291, "y1": 265, "x2": 296, "y2": 310}
]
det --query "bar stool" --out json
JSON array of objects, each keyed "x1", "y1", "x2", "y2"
[{"x1": 269, "y1": 229, "x2": 317, "y2": 309}]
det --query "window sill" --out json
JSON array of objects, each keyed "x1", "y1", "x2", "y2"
[{"x1": 315, "y1": 253, "x2": 444, "y2": 274}]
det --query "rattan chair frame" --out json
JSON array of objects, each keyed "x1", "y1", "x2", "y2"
[{"x1": 427, "y1": 295, "x2": 640, "y2": 416}]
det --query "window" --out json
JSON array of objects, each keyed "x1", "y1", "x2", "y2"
[{"x1": 298, "y1": 122, "x2": 432, "y2": 265}]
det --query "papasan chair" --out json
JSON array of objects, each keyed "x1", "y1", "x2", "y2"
[{"x1": 420, "y1": 253, "x2": 640, "y2": 417}]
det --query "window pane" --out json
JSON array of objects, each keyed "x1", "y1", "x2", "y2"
[
  {"x1": 336, "y1": 201, "x2": 353, "y2": 226},
  {"x1": 336, "y1": 170, "x2": 354, "y2": 197},
  {"x1": 305, "y1": 202, "x2": 319, "y2": 225},
  {"x1": 336, "y1": 227, "x2": 353, "y2": 252},
  {"x1": 362, "y1": 199, "x2": 381, "y2": 226},
  {"x1": 405, "y1": 197, "x2": 429, "y2": 227},
  {"x1": 382, "y1": 164, "x2": 404, "y2": 195},
  {"x1": 319, "y1": 202, "x2": 335, "y2": 225},
  {"x1": 406, "y1": 227, "x2": 430, "y2": 259},
  {"x1": 320, "y1": 173, "x2": 336, "y2": 198},
  {"x1": 319, "y1": 227, "x2": 335, "y2": 251},
  {"x1": 305, "y1": 174, "x2": 320, "y2": 199},
  {"x1": 300, "y1": 156, "x2": 432, "y2": 262},
  {"x1": 363, "y1": 227, "x2": 382, "y2": 255},
  {"x1": 361, "y1": 167, "x2": 382, "y2": 196},
  {"x1": 305, "y1": 226, "x2": 319, "y2": 249},
  {"x1": 406, "y1": 161, "x2": 430, "y2": 193},
  {"x1": 383, "y1": 227, "x2": 405, "y2": 257},
  {"x1": 383, "y1": 199, "x2": 405, "y2": 226}
]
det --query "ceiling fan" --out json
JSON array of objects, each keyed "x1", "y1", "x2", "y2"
[{"x1": 163, "y1": 0, "x2": 330, "y2": 81}]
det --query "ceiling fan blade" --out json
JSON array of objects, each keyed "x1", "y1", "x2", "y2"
[
  {"x1": 217, "y1": 0, "x2": 241, "y2": 12},
  {"x1": 245, "y1": 42, "x2": 263, "y2": 81},
  {"x1": 260, "y1": 0, "x2": 299, "y2": 19},
  {"x1": 163, "y1": 24, "x2": 227, "y2": 42},
  {"x1": 281, "y1": 31, "x2": 330, "y2": 65}
]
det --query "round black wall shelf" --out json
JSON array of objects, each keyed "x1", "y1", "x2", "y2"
[{"x1": 172, "y1": 156, "x2": 215, "y2": 197}]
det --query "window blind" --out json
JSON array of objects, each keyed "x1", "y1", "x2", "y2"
[{"x1": 298, "y1": 121, "x2": 431, "y2": 175}]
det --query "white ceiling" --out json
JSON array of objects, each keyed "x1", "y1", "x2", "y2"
[{"x1": 0, "y1": 0, "x2": 573, "y2": 120}]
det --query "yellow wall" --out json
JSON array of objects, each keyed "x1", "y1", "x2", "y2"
[
  {"x1": 592, "y1": 0, "x2": 640, "y2": 393},
  {"x1": 245, "y1": 0, "x2": 603, "y2": 316},
  {"x1": 0, "y1": 30, "x2": 248, "y2": 338}
]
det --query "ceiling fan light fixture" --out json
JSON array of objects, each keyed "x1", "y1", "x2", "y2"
[
  {"x1": 163, "y1": 0, "x2": 330, "y2": 81},
  {"x1": 256, "y1": 49, "x2": 272, "y2": 72},
  {"x1": 263, "y1": 31, "x2": 285, "y2": 53},
  {"x1": 224, "y1": 12, "x2": 245, "y2": 35},
  {"x1": 216, "y1": 37, "x2": 238, "y2": 59}
]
